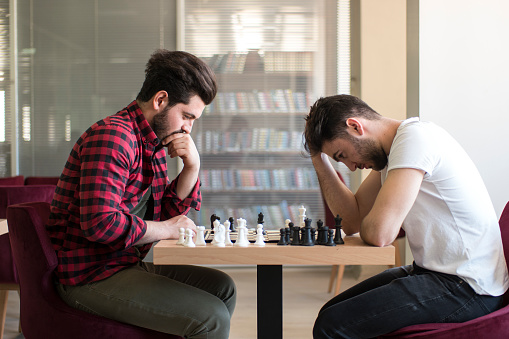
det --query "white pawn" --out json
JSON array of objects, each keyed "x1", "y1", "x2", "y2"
[
  {"x1": 285, "y1": 219, "x2": 291, "y2": 228},
  {"x1": 184, "y1": 228, "x2": 195, "y2": 247},
  {"x1": 254, "y1": 224, "x2": 266, "y2": 246},
  {"x1": 195, "y1": 226, "x2": 206, "y2": 246},
  {"x1": 224, "y1": 220, "x2": 233, "y2": 246},
  {"x1": 176, "y1": 227, "x2": 185, "y2": 245}
]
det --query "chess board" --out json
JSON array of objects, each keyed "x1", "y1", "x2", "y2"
[{"x1": 203, "y1": 229, "x2": 281, "y2": 243}]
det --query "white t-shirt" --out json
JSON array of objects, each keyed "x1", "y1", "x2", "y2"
[{"x1": 381, "y1": 118, "x2": 509, "y2": 296}]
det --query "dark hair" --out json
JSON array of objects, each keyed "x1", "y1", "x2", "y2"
[
  {"x1": 304, "y1": 95, "x2": 381, "y2": 156},
  {"x1": 136, "y1": 50, "x2": 217, "y2": 106}
]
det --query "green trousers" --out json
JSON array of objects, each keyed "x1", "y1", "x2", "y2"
[{"x1": 57, "y1": 262, "x2": 236, "y2": 339}]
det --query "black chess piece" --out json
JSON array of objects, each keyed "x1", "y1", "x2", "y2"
[
  {"x1": 291, "y1": 226, "x2": 301, "y2": 245},
  {"x1": 326, "y1": 229, "x2": 336, "y2": 246},
  {"x1": 301, "y1": 218, "x2": 314, "y2": 246},
  {"x1": 317, "y1": 226, "x2": 329, "y2": 245},
  {"x1": 257, "y1": 212, "x2": 264, "y2": 224},
  {"x1": 285, "y1": 228, "x2": 290, "y2": 244},
  {"x1": 277, "y1": 228, "x2": 288, "y2": 245},
  {"x1": 228, "y1": 217, "x2": 236, "y2": 232},
  {"x1": 333, "y1": 214, "x2": 345, "y2": 245},
  {"x1": 210, "y1": 214, "x2": 220, "y2": 230},
  {"x1": 289, "y1": 222, "x2": 295, "y2": 239}
]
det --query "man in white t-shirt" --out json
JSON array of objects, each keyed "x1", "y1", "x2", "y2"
[{"x1": 305, "y1": 95, "x2": 509, "y2": 338}]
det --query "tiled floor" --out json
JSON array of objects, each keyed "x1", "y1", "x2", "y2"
[{"x1": 2, "y1": 265, "x2": 386, "y2": 339}]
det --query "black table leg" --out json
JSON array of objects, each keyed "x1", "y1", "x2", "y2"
[{"x1": 257, "y1": 265, "x2": 283, "y2": 339}]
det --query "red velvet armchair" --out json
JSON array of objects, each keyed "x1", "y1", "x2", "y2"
[
  {"x1": 7, "y1": 201, "x2": 182, "y2": 338},
  {"x1": 1, "y1": 177, "x2": 57, "y2": 338},
  {"x1": 379, "y1": 201, "x2": 509, "y2": 338}
]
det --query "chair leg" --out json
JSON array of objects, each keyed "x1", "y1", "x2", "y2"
[
  {"x1": 328, "y1": 265, "x2": 338, "y2": 293},
  {"x1": 1, "y1": 290, "x2": 8, "y2": 339},
  {"x1": 334, "y1": 265, "x2": 345, "y2": 296},
  {"x1": 16, "y1": 289, "x2": 21, "y2": 333}
]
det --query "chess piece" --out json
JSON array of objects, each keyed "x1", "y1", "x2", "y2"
[
  {"x1": 224, "y1": 220, "x2": 233, "y2": 246},
  {"x1": 210, "y1": 213, "x2": 220, "y2": 230},
  {"x1": 301, "y1": 218, "x2": 314, "y2": 246},
  {"x1": 184, "y1": 228, "x2": 195, "y2": 247},
  {"x1": 213, "y1": 223, "x2": 226, "y2": 247},
  {"x1": 235, "y1": 218, "x2": 249, "y2": 247},
  {"x1": 285, "y1": 228, "x2": 291, "y2": 244},
  {"x1": 176, "y1": 227, "x2": 185, "y2": 245},
  {"x1": 298, "y1": 205, "x2": 306, "y2": 228},
  {"x1": 289, "y1": 222, "x2": 295, "y2": 239},
  {"x1": 291, "y1": 226, "x2": 301, "y2": 245},
  {"x1": 326, "y1": 229, "x2": 337, "y2": 246},
  {"x1": 195, "y1": 226, "x2": 206, "y2": 246},
  {"x1": 333, "y1": 214, "x2": 345, "y2": 245},
  {"x1": 211, "y1": 219, "x2": 221, "y2": 245},
  {"x1": 277, "y1": 228, "x2": 288, "y2": 245},
  {"x1": 254, "y1": 225, "x2": 265, "y2": 246},
  {"x1": 229, "y1": 217, "x2": 236, "y2": 232}
]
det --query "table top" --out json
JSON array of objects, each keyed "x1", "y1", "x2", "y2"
[
  {"x1": 0, "y1": 219, "x2": 7, "y2": 236},
  {"x1": 153, "y1": 234, "x2": 394, "y2": 266}
]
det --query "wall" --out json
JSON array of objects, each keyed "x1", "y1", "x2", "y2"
[{"x1": 418, "y1": 0, "x2": 509, "y2": 216}]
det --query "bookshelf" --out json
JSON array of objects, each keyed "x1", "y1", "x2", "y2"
[{"x1": 181, "y1": 0, "x2": 339, "y2": 229}]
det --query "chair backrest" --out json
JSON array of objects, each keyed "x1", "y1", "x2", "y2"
[
  {"x1": 499, "y1": 201, "x2": 509, "y2": 271},
  {"x1": 24, "y1": 176, "x2": 60, "y2": 185},
  {"x1": 7, "y1": 201, "x2": 180, "y2": 339},
  {"x1": 0, "y1": 185, "x2": 56, "y2": 218},
  {"x1": 0, "y1": 175, "x2": 24, "y2": 185}
]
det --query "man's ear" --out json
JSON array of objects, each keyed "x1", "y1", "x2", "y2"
[
  {"x1": 152, "y1": 90, "x2": 169, "y2": 111},
  {"x1": 345, "y1": 118, "x2": 365, "y2": 136}
]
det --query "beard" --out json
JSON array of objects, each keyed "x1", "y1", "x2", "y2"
[
  {"x1": 151, "y1": 107, "x2": 183, "y2": 146},
  {"x1": 349, "y1": 136, "x2": 388, "y2": 171}
]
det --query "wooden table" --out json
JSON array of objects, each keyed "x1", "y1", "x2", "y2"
[
  {"x1": 154, "y1": 235, "x2": 394, "y2": 339},
  {"x1": 0, "y1": 219, "x2": 7, "y2": 236}
]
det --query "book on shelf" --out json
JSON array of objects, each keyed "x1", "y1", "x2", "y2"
[{"x1": 200, "y1": 168, "x2": 319, "y2": 191}]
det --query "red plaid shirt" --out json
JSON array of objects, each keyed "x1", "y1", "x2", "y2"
[{"x1": 47, "y1": 101, "x2": 201, "y2": 285}]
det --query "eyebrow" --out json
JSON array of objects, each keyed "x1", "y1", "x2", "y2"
[{"x1": 183, "y1": 111, "x2": 197, "y2": 119}]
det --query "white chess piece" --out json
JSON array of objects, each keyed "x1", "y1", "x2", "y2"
[
  {"x1": 299, "y1": 205, "x2": 306, "y2": 228},
  {"x1": 195, "y1": 226, "x2": 206, "y2": 246},
  {"x1": 224, "y1": 221, "x2": 233, "y2": 246},
  {"x1": 211, "y1": 219, "x2": 221, "y2": 245},
  {"x1": 176, "y1": 227, "x2": 185, "y2": 245},
  {"x1": 235, "y1": 218, "x2": 249, "y2": 247},
  {"x1": 184, "y1": 228, "x2": 195, "y2": 247},
  {"x1": 254, "y1": 224, "x2": 265, "y2": 246},
  {"x1": 285, "y1": 219, "x2": 291, "y2": 228},
  {"x1": 213, "y1": 223, "x2": 226, "y2": 247}
]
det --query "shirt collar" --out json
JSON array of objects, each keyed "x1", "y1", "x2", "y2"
[{"x1": 125, "y1": 100, "x2": 160, "y2": 147}]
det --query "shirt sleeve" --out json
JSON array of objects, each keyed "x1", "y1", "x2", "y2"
[
  {"x1": 78, "y1": 124, "x2": 146, "y2": 250},
  {"x1": 160, "y1": 174, "x2": 202, "y2": 221}
]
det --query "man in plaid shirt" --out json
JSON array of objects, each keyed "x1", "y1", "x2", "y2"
[{"x1": 47, "y1": 50, "x2": 236, "y2": 338}]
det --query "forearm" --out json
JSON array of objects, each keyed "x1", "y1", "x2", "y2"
[
  {"x1": 176, "y1": 165, "x2": 200, "y2": 201},
  {"x1": 312, "y1": 153, "x2": 362, "y2": 234},
  {"x1": 135, "y1": 215, "x2": 197, "y2": 245}
]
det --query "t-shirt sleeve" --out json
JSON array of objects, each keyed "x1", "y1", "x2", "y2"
[{"x1": 387, "y1": 123, "x2": 439, "y2": 177}]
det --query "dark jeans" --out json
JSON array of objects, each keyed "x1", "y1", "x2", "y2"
[
  {"x1": 57, "y1": 262, "x2": 236, "y2": 339},
  {"x1": 313, "y1": 263, "x2": 504, "y2": 339}
]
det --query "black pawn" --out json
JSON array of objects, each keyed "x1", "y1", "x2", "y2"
[
  {"x1": 289, "y1": 222, "x2": 295, "y2": 239},
  {"x1": 285, "y1": 228, "x2": 291, "y2": 244},
  {"x1": 333, "y1": 214, "x2": 344, "y2": 245},
  {"x1": 277, "y1": 228, "x2": 288, "y2": 245},
  {"x1": 229, "y1": 217, "x2": 236, "y2": 232},
  {"x1": 326, "y1": 229, "x2": 336, "y2": 246}
]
